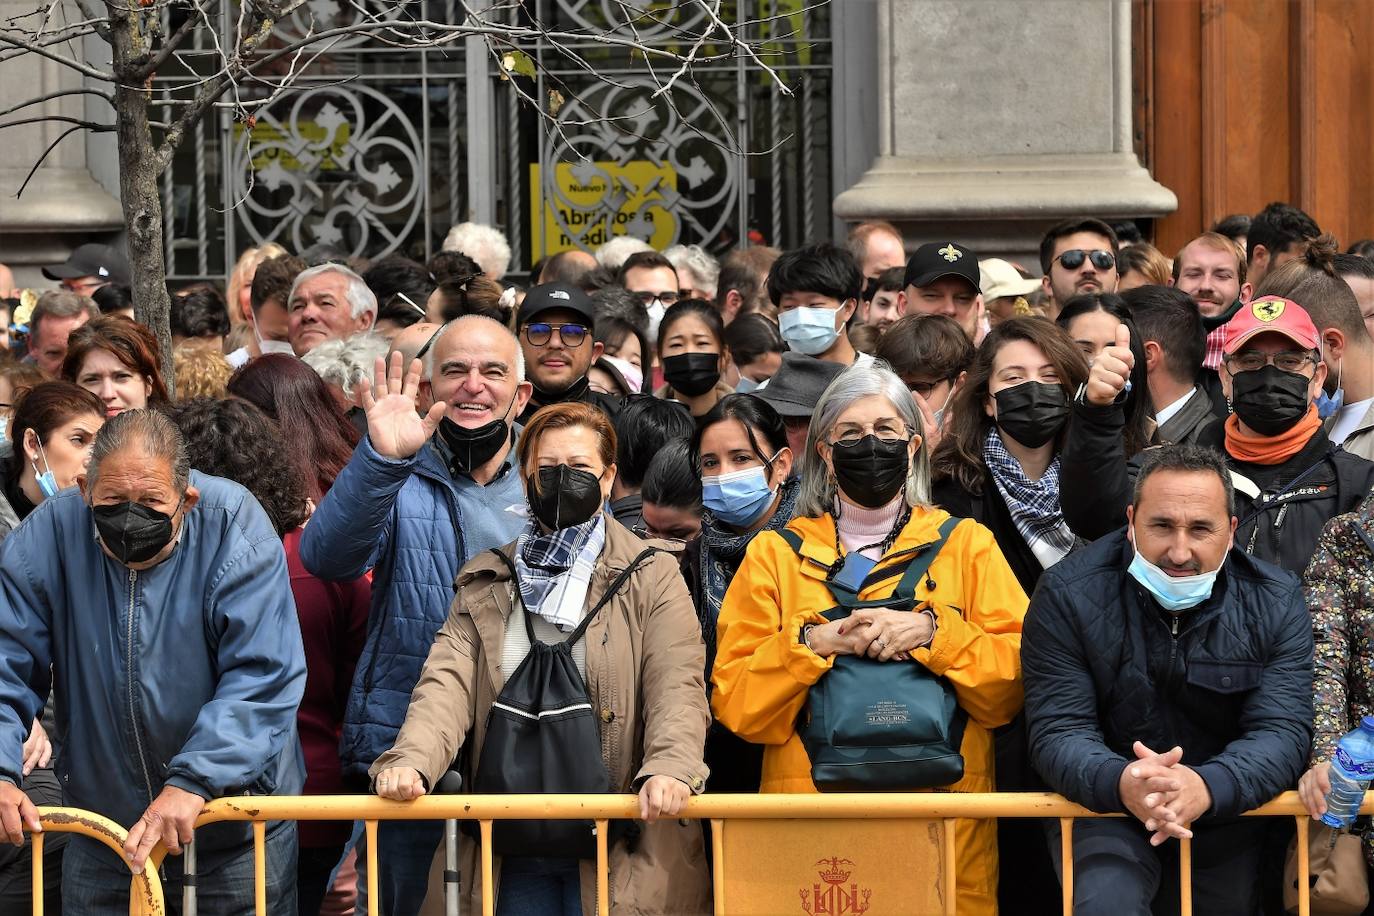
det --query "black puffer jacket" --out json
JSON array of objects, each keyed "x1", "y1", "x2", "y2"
[
  {"x1": 1060, "y1": 401, "x2": 1374, "y2": 575},
  {"x1": 1023, "y1": 530, "x2": 1313, "y2": 817}
]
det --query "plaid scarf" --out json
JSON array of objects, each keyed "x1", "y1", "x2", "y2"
[
  {"x1": 513, "y1": 513, "x2": 606, "y2": 631},
  {"x1": 983, "y1": 428, "x2": 1075, "y2": 570},
  {"x1": 1203, "y1": 325, "x2": 1227, "y2": 371}
]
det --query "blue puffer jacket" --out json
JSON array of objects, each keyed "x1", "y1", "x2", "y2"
[
  {"x1": 301, "y1": 436, "x2": 527, "y2": 783},
  {"x1": 0, "y1": 473, "x2": 306, "y2": 856}
]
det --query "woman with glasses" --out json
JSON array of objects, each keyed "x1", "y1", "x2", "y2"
[
  {"x1": 371, "y1": 401, "x2": 711, "y2": 916},
  {"x1": 654, "y1": 299, "x2": 734, "y2": 420},
  {"x1": 711, "y1": 363, "x2": 1026, "y2": 916}
]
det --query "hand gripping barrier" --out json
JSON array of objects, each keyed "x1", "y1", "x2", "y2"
[
  {"x1": 24, "y1": 806, "x2": 164, "y2": 915},
  {"x1": 33, "y1": 790, "x2": 1357, "y2": 916}
]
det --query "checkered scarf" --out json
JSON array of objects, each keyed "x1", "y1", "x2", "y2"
[
  {"x1": 983, "y1": 428, "x2": 1075, "y2": 570},
  {"x1": 513, "y1": 513, "x2": 606, "y2": 632}
]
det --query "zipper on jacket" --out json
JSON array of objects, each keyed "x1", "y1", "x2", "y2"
[{"x1": 126, "y1": 570, "x2": 155, "y2": 802}]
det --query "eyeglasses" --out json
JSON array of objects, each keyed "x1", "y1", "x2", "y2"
[
  {"x1": 905, "y1": 377, "x2": 954, "y2": 399},
  {"x1": 522, "y1": 322, "x2": 590, "y2": 348},
  {"x1": 829, "y1": 420, "x2": 912, "y2": 445},
  {"x1": 632, "y1": 291, "x2": 680, "y2": 307},
  {"x1": 632, "y1": 525, "x2": 687, "y2": 543},
  {"x1": 1223, "y1": 350, "x2": 1319, "y2": 374},
  {"x1": 1055, "y1": 249, "x2": 1117, "y2": 271}
]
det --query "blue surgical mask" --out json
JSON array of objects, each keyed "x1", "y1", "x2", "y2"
[
  {"x1": 31, "y1": 440, "x2": 58, "y2": 499},
  {"x1": 735, "y1": 375, "x2": 762, "y2": 394},
  {"x1": 1125, "y1": 528, "x2": 1223, "y2": 611},
  {"x1": 703, "y1": 463, "x2": 777, "y2": 528},
  {"x1": 0, "y1": 416, "x2": 8, "y2": 446},
  {"x1": 779, "y1": 306, "x2": 841, "y2": 356},
  {"x1": 1317, "y1": 362, "x2": 1344, "y2": 420}
]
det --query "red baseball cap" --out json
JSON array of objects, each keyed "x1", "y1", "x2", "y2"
[{"x1": 1221, "y1": 296, "x2": 1320, "y2": 355}]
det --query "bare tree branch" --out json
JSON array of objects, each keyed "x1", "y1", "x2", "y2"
[
  {"x1": 0, "y1": 87, "x2": 114, "y2": 118},
  {"x1": 0, "y1": 28, "x2": 114, "y2": 79},
  {"x1": 15, "y1": 125, "x2": 86, "y2": 196},
  {"x1": 0, "y1": 114, "x2": 116, "y2": 131}
]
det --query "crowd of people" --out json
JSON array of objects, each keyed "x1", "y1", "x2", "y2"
[{"x1": 0, "y1": 203, "x2": 1371, "y2": 915}]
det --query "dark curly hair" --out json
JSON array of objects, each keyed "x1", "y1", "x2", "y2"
[{"x1": 169, "y1": 396, "x2": 309, "y2": 537}]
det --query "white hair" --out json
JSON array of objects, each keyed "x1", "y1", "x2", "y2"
[
  {"x1": 595, "y1": 236, "x2": 653, "y2": 271},
  {"x1": 796, "y1": 361, "x2": 932, "y2": 519},
  {"x1": 422, "y1": 314, "x2": 525, "y2": 383},
  {"x1": 442, "y1": 222, "x2": 512, "y2": 279},
  {"x1": 289, "y1": 264, "x2": 377, "y2": 320},
  {"x1": 664, "y1": 244, "x2": 720, "y2": 300},
  {"x1": 302, "y1": 330, "x2": 391, "y2": 397}
]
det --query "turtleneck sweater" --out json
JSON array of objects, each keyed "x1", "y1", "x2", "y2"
[{"x1": 835, "y1": 494, "x2": 904, "y2": 560}]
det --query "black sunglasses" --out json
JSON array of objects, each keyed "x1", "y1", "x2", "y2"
[
  {"x1": 522, "y1": 322, "x2": 589, "y2": 348},
  {"x1": 1055, "y1": 249, "x2": 1116, "y2": 271}
]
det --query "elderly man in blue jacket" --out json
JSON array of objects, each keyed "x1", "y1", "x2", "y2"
[
  {"x1": 302, "y1": 314, "x2": 531, "y2": 914},
  {"x1": 1023, "y1": 443, "x2": 1313, "y2": 916},
  {"x1": 0, "y1": 409, "x2": 306, "y2": 914}
]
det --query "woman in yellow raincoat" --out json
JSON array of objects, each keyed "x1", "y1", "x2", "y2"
[{"x1": 711, "y1": 361, "x2": 1028, "y2": 915}]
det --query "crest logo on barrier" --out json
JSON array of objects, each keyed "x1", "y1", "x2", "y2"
[{"x1": 800, "y1": 856, "x2": 872, "y2": 914}]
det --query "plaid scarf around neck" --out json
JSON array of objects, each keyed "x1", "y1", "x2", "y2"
[
  {"x1": 982, "y1": 428, "x2": 1075, "y2": 570},
  {"x1": 513, "y1": 513, "x2": 606, "y2": 632}
]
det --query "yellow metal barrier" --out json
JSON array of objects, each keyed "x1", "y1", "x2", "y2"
[
  {"x1": 27, "y1": 806, "x2": 165, "y2": 916},
  {"x1": 179, "y1": 790, "x2": 1347, "y2": 916}
]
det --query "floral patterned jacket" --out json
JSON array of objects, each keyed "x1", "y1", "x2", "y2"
[{"x1": 1305, "y1": 492, "x2": 1374, "y2": 862}]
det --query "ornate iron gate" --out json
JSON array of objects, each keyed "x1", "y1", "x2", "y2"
[{"x1": 157, "y1": 1, "x2": 832, "y2": 281}]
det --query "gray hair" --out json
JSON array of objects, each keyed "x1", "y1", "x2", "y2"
[
  {"x1": 302, "y1": 331, "x2": 391, "y2": 395},
  {"x1": 1132, "y1": 443, "x2": 1236, "y2": 517},
  {"x1": 87, "y1": 409, "x2": 190, "y2": 494},
  {"x1": 422, "y1": 314, "x2": 525, "y2": 382},
  {"x1": 665, "y1": 244, "x2": 721, "y2": 300},
  {"x1": 442, "y1": 222, "x2": 512, "y2": 279},
  {"x1": 595, "y1": 236, "x2": 653, "y2": 271},
  {"x1": 31, "y1": 289, "x2": 98, "y2": 337},
  {"x1": 796, "y1": 361, "x2": 932, "y2": 519},
  {"x1": 288, "y1": 264, "x2": 377, "y2": 320}
]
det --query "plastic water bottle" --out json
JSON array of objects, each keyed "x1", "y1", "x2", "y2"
[{"x1": 1321, "y1": 716, "x2": 1374, "y2": 829}]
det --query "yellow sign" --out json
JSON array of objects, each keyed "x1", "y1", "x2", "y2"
[
  {"x1": 715, "y1": 818, "x2": 945, "y2": 914},
  {"x1": 232, "y1": 120, "x2": 353, "y2": 173},
  {"x1": 530, "y1": 160, "x2": 678, "y2": 261}
]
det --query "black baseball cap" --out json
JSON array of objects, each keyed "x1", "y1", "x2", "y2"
[
  {"x1": 43, "y1": 243, "x2": 130, "y2": 285},
  {"x1": 903, "y1": 242, "x2": 981, "y2": 294},
  {"x1": 516, "y1": 282, "x2": 596, "y2": 328}
]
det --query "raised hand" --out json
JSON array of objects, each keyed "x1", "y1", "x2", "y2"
[
  {"x1": 357, "y1": 353, "x2": 448, "y2": 460},
  {"x1": 1085, "y1": 323, "x2": 1134, "y2": 406}
]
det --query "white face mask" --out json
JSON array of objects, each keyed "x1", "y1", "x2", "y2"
[
  {"x1": 253, "y1": 312, "x2": 295, "y2": 355},
  {"x1": 646, "y1": 299, "x2": 668, "y2": 343}
]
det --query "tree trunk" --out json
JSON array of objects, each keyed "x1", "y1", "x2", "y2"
[{"x1": 108, "y1": 3, "x2": 176, "y2": 396}]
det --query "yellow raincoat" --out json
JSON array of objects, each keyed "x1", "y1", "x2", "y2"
[{"x1": 711, "y1": 506, "x2": 1028, "y2": 915}]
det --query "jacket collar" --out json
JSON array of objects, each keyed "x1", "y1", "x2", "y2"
[
  {"x1": 1156, "y1": 389, "x2": 1216, "y2": 445},
  {"x1": 783, "y1": 505, "x2": 953, "y2": 584},
  {"x1": 457, "y1": 512, "x2": 677, "y2": 590}
]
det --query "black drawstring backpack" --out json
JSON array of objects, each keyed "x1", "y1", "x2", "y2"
[{"x1": 465, "y1": 546, "x2": 658, "y2": 859}]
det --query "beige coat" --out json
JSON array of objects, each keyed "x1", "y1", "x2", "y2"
[{"x1": 371, "y1": 518, "x2": 712, "y2": 916}]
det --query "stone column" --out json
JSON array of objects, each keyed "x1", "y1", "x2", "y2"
[
  {"x1": 833, "y1": 0, "x2": 1176, "y2": 270},
  {"x1": 0, "y1": 2, "x2": 123, "y2": 289}
]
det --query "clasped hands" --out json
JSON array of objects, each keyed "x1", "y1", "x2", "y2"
[
  {"x1": 806, "y1": 607, "x2": 934, "y2": 662},
  {"x1": 1118, "y1": 740, "x2": 1212, "y2": 846}
]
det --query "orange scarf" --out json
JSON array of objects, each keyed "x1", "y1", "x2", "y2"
[{"x1": 1225, "y1": 404, "x2": 1321, "y2": 465}]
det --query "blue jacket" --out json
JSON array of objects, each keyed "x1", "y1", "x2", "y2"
[
  {"x1": 300, "y1": 435, "x2": 527, "y2": 783},
  {"x1": 0, "y1": 473, "x2": 306, "y2": 855},
  {"x1": 1023, "y1": 529, "x2": 1313, "y2": 818}
]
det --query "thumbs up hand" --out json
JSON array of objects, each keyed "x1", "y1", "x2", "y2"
[{"x1": 1085, "y1": 323, "x2": 1135, "y2": 406}]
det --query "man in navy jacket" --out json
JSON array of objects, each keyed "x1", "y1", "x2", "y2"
[
  {"x1": 1024, "y1": 444, "x2": 1312, "y2": 915},
  {"x1": 0, "y1": 409, "x2": 306, "y2": 914}
]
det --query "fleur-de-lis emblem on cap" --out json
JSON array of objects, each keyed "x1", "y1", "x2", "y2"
[{"x1": 938, "y1": 244, "x2": 962, "y2": 263}]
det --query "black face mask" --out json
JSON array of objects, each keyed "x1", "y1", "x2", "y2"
[
  {"x1": 437, "y1": 394, "x2": 517, "y2": 476},
  {"x1": 92, "y1": 500, "x2": 179, "y2": 565},
  {"x1": 994, "y1": 381, "x2": 1069, "y2": 449},
  {"x1": 1230, "y1": 364, "x2": 1312, "y2": 436},
  {"x1": 530, "y1": 374, "x2": 589, "y2": 407},
  {"x1": 830, "y1": 435, "x2": 910, "y2": 509},
  {"x1": 527, "y1": 464, "x2": 604, "y2": 530},
  {"x1": 662, "y1": 352, "x2": 720, "y2": 398}
]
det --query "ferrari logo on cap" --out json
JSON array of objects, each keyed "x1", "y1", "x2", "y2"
[
  {"x1": 1252, "y1": 298, "x2": 1285, "y2": 322},
  {"x1": 938, "y1": 244, "x2": 962, "y2": 263}
]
